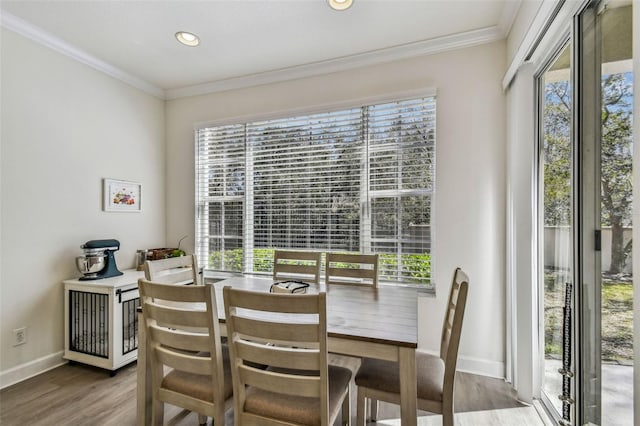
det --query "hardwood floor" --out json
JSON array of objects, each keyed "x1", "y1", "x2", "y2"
[{"x1": 0, "y1": 356, "x2": 537, "y2": 426}]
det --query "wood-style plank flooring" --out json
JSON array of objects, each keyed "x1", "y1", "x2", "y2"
[{"x1": 0, "y1": 356, "x2": 541, "y2": 426}]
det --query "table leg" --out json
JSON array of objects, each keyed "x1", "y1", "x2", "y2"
[
  {"x1": 136, "y1": 311, "x2": 151, "y2": 426},
  {"x1": 398, "y1": 346, "x2": 417, "y2": 426}
]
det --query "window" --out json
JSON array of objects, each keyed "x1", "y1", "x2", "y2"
[{"x1": 196, "y1": 96, "x2": 435, "y2": 287}]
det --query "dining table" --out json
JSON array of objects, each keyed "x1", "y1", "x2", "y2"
[{"x1": 136, "y1": 275, "x2": 419, "y2": 426}]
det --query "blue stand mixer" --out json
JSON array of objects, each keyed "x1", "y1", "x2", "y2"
[{"x1": 76, "y1": 239, "x2": 124, "y2": 280}]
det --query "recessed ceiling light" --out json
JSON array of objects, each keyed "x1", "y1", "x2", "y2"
[
  {"x1": 328, "y1": 0, "x2": 353, "y2": 11},
  {"x1": 175, "y1": 31, "x2": 200, "y2": 47}
]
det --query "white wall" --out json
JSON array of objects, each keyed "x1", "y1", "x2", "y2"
[
  {"x1": 0, "y1": 29, "x2": 165, "y2": 387},
  {"x1": 165, "y1": 41, "x2": 508, "y2": 378},
  {"x1": 505, "y1": 63, "x2": 537, "y2": 403}
]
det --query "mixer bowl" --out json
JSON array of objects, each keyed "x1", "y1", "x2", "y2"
[{"x1": 76, "y1": 254, "x2": 106, "y2": 275}]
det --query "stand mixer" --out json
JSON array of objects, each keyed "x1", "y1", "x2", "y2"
[{"x1": 76, "y1": 239, "x2": 123, "y2": 280}]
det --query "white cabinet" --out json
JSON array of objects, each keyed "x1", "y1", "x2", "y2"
[{"x1": 63, "y1": 269, "x2": 144, "y2": 374}]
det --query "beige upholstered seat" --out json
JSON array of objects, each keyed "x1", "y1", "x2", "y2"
[
  {"x1": 325, "y1": 253, "x2": 379, "y2": 288},
  {"x1": 223, "y1": 286, "x2": 352, "y2": 426},
  {"x1": 144, "y1": 254, "x2": 201, "y2": 285},
  {"x1": 138, "y1": 279, "x2": 232, "y2": 426},
  {"x1": 354, "y1": 267, "x2": 469, "y2": 426},
  {"x1": 273, "y1": 250, "x2": 322, "y2": 285}
]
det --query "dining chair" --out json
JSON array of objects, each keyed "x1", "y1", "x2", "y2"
[
  {"x1": 138, "y1": 279, "x2": 233, "y2": 426},
  {"x1": 354, "y1": 267, "x2": 469, "y2": 426},
  {"x1": 325, "y1": 253, "x2": 379, "y2": 287},
  {"x1": 144, "y1": 254, "x2": 201, "y2": 285},
  {"x1": 223, "y1": 286, "x2": 352, "y2": 426},
  {"x1": 273, "y1": 249, "x2": 322, "y2": 285}
]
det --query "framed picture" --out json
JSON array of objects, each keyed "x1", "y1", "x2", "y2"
[{"x1": 103, "y1": 178, "x2": 142, "y2": 212}]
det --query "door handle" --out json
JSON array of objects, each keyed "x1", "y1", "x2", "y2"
[
  {"x1": 558, "y1": 394, "x2": 575, "y2": 404},
  {"x1": 558, "y1": 368, "x2": 574, "y2": 378}
]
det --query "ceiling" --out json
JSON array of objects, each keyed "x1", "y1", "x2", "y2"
[{"x1": 0, "y1": 0, "x2": 520, "y2": 99}]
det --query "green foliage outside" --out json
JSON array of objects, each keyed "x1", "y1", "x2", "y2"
[
  {"x1": 208, "y1": 248, "x2": 432, "y2": 285},
  {"x1": 208, "y1": 248, "x2": 273, "y2": 273},
  {"x1": 542, "y1": 70, "x2": 634, "y2": 364},
  {"x1": 543, "y1": 73, "x2": 633, "y2": 273},
  {"x1": 544, "y1": 272, "x2": 633, "y2": 363},
  {"x1": 378, "y1": 253, "x2": 432, "y2": 284},
  {"x1": 600, "y1": 281, "x2": 634, "y2": 362}
]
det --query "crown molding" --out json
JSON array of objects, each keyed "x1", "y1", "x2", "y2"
[
  {"x1": 166, "y1": 25, "x2": 505, "y2": 100},
  {"x1": 1, "y1": 11, "x2": 166, "y2": 99},
  {"x1": 1, "y1": 8, "x2": 514, "y2": 102}
]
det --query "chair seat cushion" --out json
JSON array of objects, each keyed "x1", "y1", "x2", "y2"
[
  {"x1": 161, "y1": 345, "x2": 233, "y2": 402},
  {"x1": 243, "y1": 365, "x2": 352, "y2": 426},
  {"x1": 355, "y1": 351, "x2": 444, "y2": 402}
]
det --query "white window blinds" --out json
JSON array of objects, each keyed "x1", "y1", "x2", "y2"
[{"x1": 196, "y1": 96, "x2": 435, "y2": 287}]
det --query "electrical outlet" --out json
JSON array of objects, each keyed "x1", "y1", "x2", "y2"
[{"x1": 13, "y1": 327, "x2": 26, "y2": 346}]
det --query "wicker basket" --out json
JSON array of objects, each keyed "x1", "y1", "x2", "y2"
[{"x1": 148, "y1": 248, "x2": 178, "y2": 260}]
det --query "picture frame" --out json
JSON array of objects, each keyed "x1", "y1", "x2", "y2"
[{"x1": 103, "y1": 178, "x2": 142, "y2": 212}]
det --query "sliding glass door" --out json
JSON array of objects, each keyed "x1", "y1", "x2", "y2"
[
  {"x1": 577, "y1": 2, "x2": 634, "y2": 424},
  {"x1": 585, "y1": 2, "x2": 634, "y2": 425},
  {"x1": 538, "y1": 40, "x2": 575, "y2": 424},
  {"x1": 537, "y1": 1, "x2": 634, "y2": 424}
]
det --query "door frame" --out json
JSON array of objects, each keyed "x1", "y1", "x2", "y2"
[
  {"x1": 534, "y1": 35, "x2": 577, "y2": 425},
  {"x1": 573, "y1": 3, "x2": 603, "y2": 424},
  {"x1": 507, "y1": 0, "x2": 638, "y2": 424}
]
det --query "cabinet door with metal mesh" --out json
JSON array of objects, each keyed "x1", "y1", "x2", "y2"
[
  {"x1": 69, "y1": 290, "x2": 109, "y2": 358},
  {"x1": 119, "y1": 287, "x2": 140, "y2": 355}
]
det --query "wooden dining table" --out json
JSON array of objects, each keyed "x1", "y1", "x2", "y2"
[{"x1": 136, "y1": 276, "x2": 419, "y2": 425}]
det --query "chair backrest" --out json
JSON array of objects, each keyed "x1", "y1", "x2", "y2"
[
  {"x1": 325, "y1": 253, "x2": 379, "y2": 287},
  {"x1": 223, "y1": 286, "x2": 331, "y2": 425},
  {"x1": 273, "y1": 250, "x2": 322, "y2": 285},
  {"x1": 138, "y1": 280, "x2": 226, "y2": 413},
  {"x1": 440, "y1": 267, "x2": 469, "y2": 393},
  {"x1": 143, "y1": 254, "x2": 201, "y2": 285}
]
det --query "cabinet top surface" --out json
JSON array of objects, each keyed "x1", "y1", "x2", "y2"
[{"x1": 63, "y1": 269, "x2": 143, "y2": 288}]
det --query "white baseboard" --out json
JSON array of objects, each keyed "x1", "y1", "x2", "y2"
[
  {"x1": 0, "y1": 351, "x2": 505, "y2": 390},
  {"x1": 457, "y1": 354, "x2": 505, "y2": 379},
  {"x1": 0, "y1": 351, "x2": 66, "y2": 390},
  {"x1": 420, "y1": 349, "x2": 506, "y2": 379}
]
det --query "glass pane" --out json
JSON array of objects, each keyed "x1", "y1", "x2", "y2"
[
  {"x1": 205, "y1": 239, "x2": 221, "y2": 269},
  {"x1": 373, "y1": 241, "x2": 399, "y2": 281},
  {"x1": 540, "y1": 42, "x2": 572, "y2": 419},
  {"x1": 197, "y1": 98, "x2": 435, "y2": 287},
  {"x1": 370, "y1": 150, "x2": 398, "y2": 191},
  {"x1": 401, "y1": 195, "x2": 431, "y2": 238},
  {"x1": 372, "y1": 197, "x2": 398, "y2": 239},
  {"x1": 207, "y1": 203, "x2": 221, "y2": 236},
  {"x1": 249, "y1": 109, "x2": 362, "y2": 254},
  {"x1": 225, "y1": 164, "x2": 245, "y2": 197},
  {"x1": 599, "y1": 4, "x2": 634, "y2": 425},
  {"x1": 223, "y1": 201, "x2": 243, "y2": 237},
  {"x1": 402, "y1": 140, "x2": 435, "y2": 191}
]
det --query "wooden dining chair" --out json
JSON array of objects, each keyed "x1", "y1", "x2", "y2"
[
  {"x1": 273, "y1": 249, "x2": 322, "y2": 285},
  {"x1": 144, "y1": 254, "x2": 201, "y2": 285},
  {"x1": 354, "y1": 267, "x2": 469, "y2": 426},
  {"x1": 223, "y1": 286, "x2": 352, "y2": 426},
  {"x1": 138, "y1": 279, "x2": 233, "y2": 426},
  {"x1": 325, "y1": 253, "x2": 379, "y2": 287}
]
